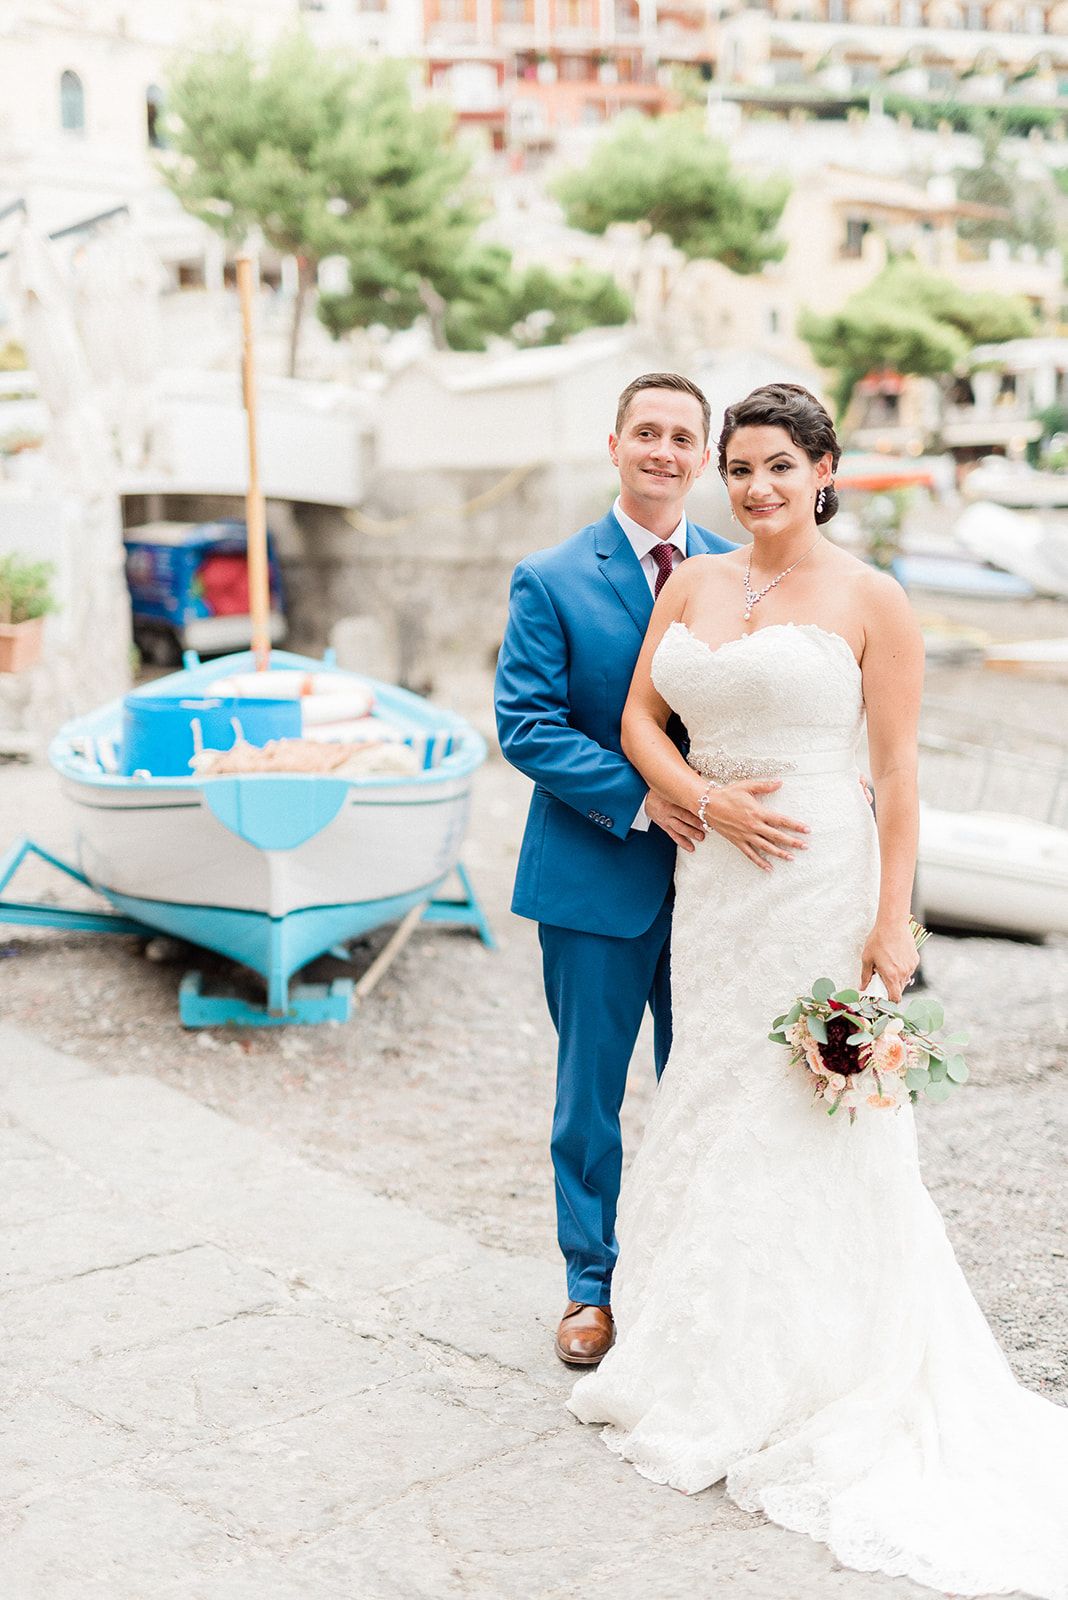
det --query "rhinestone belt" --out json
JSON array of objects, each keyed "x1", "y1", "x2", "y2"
[
  {"x1": 687, "y1": 748, "x2": 796, "y2": 785},
  {"x1": 687, "y1": 747, "x2": 859, "y2": 785}
]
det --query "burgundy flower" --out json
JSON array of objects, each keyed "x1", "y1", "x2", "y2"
[{"x1": 818, "y1": 1015, "x2": 865, "y2": 1077}]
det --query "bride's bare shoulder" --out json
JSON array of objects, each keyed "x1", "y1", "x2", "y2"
[
  {"x1": 845, "y1": 557, "x2": 922, "y2": 652},
  {"x1": 685, "y1": 549, "x2": 748, "y2": 582}
]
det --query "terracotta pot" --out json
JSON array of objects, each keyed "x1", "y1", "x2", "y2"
[{"x1": 0, "y1": 615, "x2": 45, "y2": 673}]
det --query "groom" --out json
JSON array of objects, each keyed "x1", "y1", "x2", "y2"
[{"x1": 495, "y1": 373, "x2": 744, "y2": 1366}]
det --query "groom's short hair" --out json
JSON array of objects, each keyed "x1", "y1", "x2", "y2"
[{"x1": 615, "y1": 373, "x2": 711, "y2": 443}]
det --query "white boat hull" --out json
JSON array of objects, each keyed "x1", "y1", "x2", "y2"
[
  {"x1": 61, "y1": 772, "x2": 473, "y2": 918},
  {"x1": 45, "y1": 650, "x2": 489, "y2": 1016},
  {"x1": 918, "y1": 806, "x2": 1068, "y2": 940}
]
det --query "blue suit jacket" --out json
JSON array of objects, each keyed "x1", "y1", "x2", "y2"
[{"x1": 495, "y1": 510, "x2": 736, "y2": 938}]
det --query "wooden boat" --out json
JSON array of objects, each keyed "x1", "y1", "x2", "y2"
[
  {"x1": 961, "y1": 457, "x2": 1068, "y2": 510},
  {"x1": 2, "y1": 254, "x2": 492, "y2": 1026},
  {"x1": 891, "y1": 553, "x2": 1036, "y2": 599},
  {"x1": 983, "y1": 638, "x2": 1068, "y2": 681},
  {"x1": 954, "y1": 501, "x2": 1068, "y2": 601},
  {"x1": 918, "y1": 805, "x2": 1068, "y2": 940},
  {"x1": 45, "y1": 647, "x2": 489, "y2": 1023}
]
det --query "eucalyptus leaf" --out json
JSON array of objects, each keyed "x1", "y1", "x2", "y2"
[
  {"x1": 906, "y1": 996, "x2": 934, "y2": 1028},
  {"x1": 833, "y1": 988, "x2": 861, "y2": 1004},
  {"x1": 873, "y1": 1015, "x2": 890, "y2": 1037},
  {"x1": 924, "y1": 1078, "x2": 953, "y2": 1104},
  {"x1": 942, "y1": 1031, "x2": 970, "y2": 1046},
  {"x1": 946, "y1": 1055, "x2": 969, "y2": 1084},
  {"x1": 928, "y1": 1059, "x2": 948, "y2": 1083},
  {"x1": 785, "y1": 1001, "x2": 803, "y2": 1026},
  {"x1": 905, "y1": 1066, "x2": 930, "y2": 1091},
  {"x1": 925, "y1": 1001, "x2": 945, "y2": 1030},
  {"x1": 768, "y1": 1030, "x2": 789, "y2": 1045},
  {"x1": 808, "y1": 1014, "x2": 828, "y2": 1045},
  {"x1": 847, "y1": 1031, "x2": 871, "y2": 1045},
  {"x1": 811, "y1": 978, "x2": 837, "y2": 1003}
]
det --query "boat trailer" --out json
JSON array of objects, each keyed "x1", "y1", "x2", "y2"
[{"x1": 0, "y1": 836, "x2": 495, "y2": 1028}]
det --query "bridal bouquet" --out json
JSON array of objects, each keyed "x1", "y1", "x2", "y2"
[{"x1": 769, "y1": 922, "x2": 969, "y2": 1122}]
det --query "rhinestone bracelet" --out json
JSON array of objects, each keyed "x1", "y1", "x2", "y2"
[{"x1": 697, "y1": 779, "x2": 721, "y2": 834}]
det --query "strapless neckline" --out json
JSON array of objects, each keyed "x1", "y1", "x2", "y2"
[{"x1": 666, "y1": 619, "x2": 862, "y2": 678}]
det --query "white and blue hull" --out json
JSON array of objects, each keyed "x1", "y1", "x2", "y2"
[
  {"x1": 48, "y1": 650, "x2": 487, "y2": 1020},
  {"x1": 61, "y1": 766, "x2": 473, "y2": 919}
]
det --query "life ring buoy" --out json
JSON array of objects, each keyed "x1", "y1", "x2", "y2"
[
  {"x1": 303, "y1": 715, "x2": 403, "y2": 745},
  {"x1": 208, "y1": 670, "x2": 375, "y2": 730}
]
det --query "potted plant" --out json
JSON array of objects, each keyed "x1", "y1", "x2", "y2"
[{"x1": 0, "y1": 554, "x2": 56, "y2": 672}]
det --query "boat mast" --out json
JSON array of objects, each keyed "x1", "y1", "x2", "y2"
[{"x1": 237, "y1": 254, "x2": 271, "y2": 672}]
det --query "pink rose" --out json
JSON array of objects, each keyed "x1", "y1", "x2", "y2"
[
  {"x1": 803, "y1": 1038, "x2": 825, "y2": 1076},
  {"x1": 870, "y1": 1033, "x2": 908, "y2": 1075}
]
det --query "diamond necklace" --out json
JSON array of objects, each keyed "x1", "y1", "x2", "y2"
[{"x1": 743, "y1": 537, "x2": 822, "y2": 621}]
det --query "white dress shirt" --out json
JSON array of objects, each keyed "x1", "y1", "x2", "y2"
[
  {"x1": 611, "y1": 499, "x2": 689, "y2": 832},
  {"x1": 613, "y1": 497, "x2": 688, "y2": 597}
]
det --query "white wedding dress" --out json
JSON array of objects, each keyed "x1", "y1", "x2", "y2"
[{"x1": 569, "y1": 622, "x2": 1068, "y2": 1599}]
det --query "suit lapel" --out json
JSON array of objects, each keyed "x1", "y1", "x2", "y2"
[
  {"x1": 684, "y1": 521, "x2": 714, "y2": 557},
  {"x1": 596, "y1": 512, "x2": 653, "y2": 638},
  {"x1": 595, "y1": 513, "x2": 723, "y2": 637}
]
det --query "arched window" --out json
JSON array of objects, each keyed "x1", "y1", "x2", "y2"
[
  {"x1": 60, "y1": 69, "x2": 85, "y2": 134},
  {"x1": 146, "y1": 84, "x2": 165, "y2": 148}
]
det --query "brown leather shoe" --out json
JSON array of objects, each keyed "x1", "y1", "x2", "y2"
[{"x1": 554, "y1": 1300, "x2": 615, "y2": 1367}]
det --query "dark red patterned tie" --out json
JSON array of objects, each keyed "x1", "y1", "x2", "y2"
[{"x1": 651, "y1": 543, "x2": 676, "y2": 597}]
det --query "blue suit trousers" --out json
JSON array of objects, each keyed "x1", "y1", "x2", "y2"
[{"x1": 539, "y1": 890, "x2": 674, "y2": 1306}]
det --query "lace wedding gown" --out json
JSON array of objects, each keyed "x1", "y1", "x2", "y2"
[{"x1": 569, "y1": 622, "x2": 1068, "y2": 1599}]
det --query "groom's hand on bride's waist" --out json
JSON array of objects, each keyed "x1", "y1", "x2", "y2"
[
  {"x1": 643, "y1": 790, "x2": 707, "y2": 851},
  {"x1": 702, "y1": 780, "x2": 810, "y2": 872}
]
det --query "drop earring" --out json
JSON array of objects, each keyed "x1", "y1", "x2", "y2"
[{"x1": 815, "y1": 487, "x2": 826, "y2": 516}]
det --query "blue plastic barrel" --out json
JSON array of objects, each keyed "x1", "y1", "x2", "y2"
[{"x1": 121, "y1": 695, "x2": 302, "y2": 777}]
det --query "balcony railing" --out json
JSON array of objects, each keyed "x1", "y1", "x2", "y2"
[{"x1": 425, "y1": 21, "x2": 480, "y2": 45}]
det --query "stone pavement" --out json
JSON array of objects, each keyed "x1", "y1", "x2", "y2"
[{"x1": 0, "y1": 1023, "x2": 1017, "y2": 1600}]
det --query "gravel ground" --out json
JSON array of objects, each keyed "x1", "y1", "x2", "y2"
[{"x1": 1, "y1": 605, "x2": 1066, "y2": 1406}]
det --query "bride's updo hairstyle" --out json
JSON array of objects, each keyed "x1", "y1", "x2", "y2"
[{"x1": 717, "y1": 383, "x2": 841, "y2": 525}]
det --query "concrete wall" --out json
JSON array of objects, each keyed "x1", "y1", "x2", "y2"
[{"x1": 130, "y1": 453, "x2": 733, "y2": 697}]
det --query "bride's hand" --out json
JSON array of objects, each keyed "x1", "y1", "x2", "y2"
[
  {"x1": 860, "y1": 921, "x2": 919, "y2": 1002},
  {"x1": 703, "y1": 780, "x2": 810, "y2": 872}
]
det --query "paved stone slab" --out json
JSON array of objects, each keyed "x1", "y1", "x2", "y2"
[
  {"x1": 536, "y1": 1525, "x2": 942, "y2": 1600},
  {"x1": 0, "y1": 1158, "x2": 116, "y2": 1230},
  {"x1": 0, "y1": 1391, "x2": 141, "y2": 1505},
  {"x1": 153, "y1": 1562, "x2": 348, "y2": 1600},
  {"x1": 1, "y1": 1477, "x2": 246, "y2": 1600},
  {"x1": 294, "y1": 1430, "x2": 956, "y2": 1600},
  {"x1": 138, "y1": 1377, "x2": 540, "y2": 1548},
  {"x1": 214, "y1": 1173, "x2": 478, "y2": 1304},
  {"x1": 0, "y1": 1037, "x2": 483, "y2": 1299},
  {"x1": 0, "y1": 1065, "x2": 306, "y2": 1211},
  {"x1": 49, "y1": 1310, "x2": 422, "y2": 1451},
  {"x1": 0, "y1": 1120, "x2": 52, "y2": 1162},
  {"x1": 0, "y1": 1024, "x2": 99, "y2": 1090},
  {"x1": 1, "y1": 1020, "x2": 1036, "y2": 1600},
  {"x1": 406, "y1": 1336, "x2": 567, "y2": 1437},
  {"x1": 0, "y1": 1200, "x2": 200, "y2": 1294},
  {"x1": 1, "y1": 1244, "x2": 287, "y2": 1400},
  {"x1": 384, "y1": 1250, "x2": 565, "y2": 1386}
]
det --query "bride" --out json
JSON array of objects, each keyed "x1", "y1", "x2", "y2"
[{"x1": 567, "y1": 383, "x2": 1068, "y2": 1599}]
